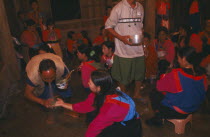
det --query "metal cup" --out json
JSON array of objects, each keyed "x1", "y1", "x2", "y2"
[{"x1": 56, "y1": 79, "x2": 68, "y2": 90}]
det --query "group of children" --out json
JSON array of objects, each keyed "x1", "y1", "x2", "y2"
[{"x1": 18, "y1": 1, "x2": 210, "y2": 136}]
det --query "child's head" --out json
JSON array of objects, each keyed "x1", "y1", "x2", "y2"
[
  {"x1": 77, "y1": 44, "x2": 100, "y2": 62},
  {"x1": 81, "y1": 30, "x2": 89, "y2": 39},
  {"x1": 30, "y1": 0, "x2": 39, "y2": 10},
  {"x1": 177, "y1": 46, "x2": 199, "y2": 68},
  {"x1": 157, "y1": 27, "x2": 168, "y2": 41},
  {"x1": 178, "y1": 24, "x2": 191, "y2": 37},
  {"x1": 143, "y1": 32, "x2": 151, "y2": 46},
  {"x1": 67, "y1": 31, "x2": 75, "y2": 40},
  {"x1": 89, "y1": 70, "x2": 113, "y2": 94},
  {"x1": 102, "y1": 41, "x2": 115, "y2": 56},
  {"x1": 25, "y1": 19, "x2": 36, "y2": 31},
  {"x1": 46, "y1": 18, "x2": 55, "y2": 30}
]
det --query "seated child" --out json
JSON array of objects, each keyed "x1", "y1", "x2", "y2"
[{"x1": 101, "y1": 41, "x2": 115, "y2": 71}]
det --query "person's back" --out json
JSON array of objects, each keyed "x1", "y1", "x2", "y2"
[{"x1": 160, "y1": 68, "x2": 207, "y2": 113}]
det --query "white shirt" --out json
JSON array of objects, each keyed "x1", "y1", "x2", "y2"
[{"x1": 105, "y1": 0, "x2": 144, "y2": 58}]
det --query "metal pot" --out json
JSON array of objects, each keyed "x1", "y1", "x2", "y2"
[
  {"x1": 129, "y1": 34, "x2": 143, "y2": 45},
  {"x1": 56, "y1": 69, "x2": 77, "y2": 90}
]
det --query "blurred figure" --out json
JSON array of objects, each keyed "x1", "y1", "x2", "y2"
[
  {"x1": 20, "y1": 19, "x2": 42, "y2": 59},
  {"x1": 188, "y1": 0, "x2": 202, "y2": 33},
  {"x1": 42, "y1": 18, "x2": 63, "y2": 58},
  {"x1": 27, "y1": 0, "x2": 45, "y2": 37},
  {"x1": 143, "y1": 32, "x2": 158, "y2": 82},
  {"x1": 66, "y1": 31, "x2": 77, "y2": 59},
  {"x1": 156, "y1": 0, "x2": 170, "y2": 32},
  {"x1": 155, "y1": 27, "x2": 175, "y2": 76}
]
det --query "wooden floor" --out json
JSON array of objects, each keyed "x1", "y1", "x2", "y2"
[{"x1": 1, "y1": 56, "x2": 210, "y2": 137}]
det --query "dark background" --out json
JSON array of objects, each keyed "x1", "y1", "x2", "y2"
[{"x1": 51, "y1": 0, "x2": 81, "y2": 21}]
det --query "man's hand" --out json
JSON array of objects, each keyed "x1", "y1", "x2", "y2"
[
  {"x1": 42, "y1": 98, "x2": 55, "y2": 108},
  {"x1": 54, "y1": 98, "x2": 64, "y2": 107},
  {"x1": 119, "y1": 35, "x2": 133, "y2": 45}
]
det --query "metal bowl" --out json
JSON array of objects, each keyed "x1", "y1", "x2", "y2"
[{"x1": 129, "y1": 34, "x2": 143, "y2": 45}]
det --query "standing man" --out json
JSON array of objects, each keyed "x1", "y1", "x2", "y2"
[{"x1": 105, "y1": 0, "x2": 145, "y2": 98}]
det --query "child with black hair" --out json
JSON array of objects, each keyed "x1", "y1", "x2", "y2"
[
  {"x1": 54, "y1": 70, "x2": 142, "y2": 137},
  {"x1": 101, "y1": 41, "x2": 115, "y2": 70},
  {"x1": 77, "y1": 44, "x2": 104, "y2": 91},
  {"x1": 42, "y1": 18, "x2": 63, "y2": 58},
  {"x1": 77, "y1": 45, "x2": 104, "y2": 124},
  {"x1": 81, "y1": 30, "x2": 92, "y2": 47}
]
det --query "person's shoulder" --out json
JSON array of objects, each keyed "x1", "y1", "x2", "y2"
[
  {"x1": 112, "y1": 1, "x2": 123, "y2": 11},
  {"x1": 165, "y1": 39, "x2": 174, "y2": 46},
  {"x1": 137, "y1": 2, "x2": 144, "y2": 9}
]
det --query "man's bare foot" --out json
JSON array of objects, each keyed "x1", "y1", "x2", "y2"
[{"x1": 64, "y1": 110, "x2": 80, "y2": 118}]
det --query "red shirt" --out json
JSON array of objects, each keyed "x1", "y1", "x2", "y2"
[
  {"x1": 21, "y1": 30, "x2": 41, "y2": 48},
  {"x1": 189, "y1": 1, "x2": 199, "y2": 14},
  {"x1": 42, "y1": 28, "x2": 62, "y2": 42}
]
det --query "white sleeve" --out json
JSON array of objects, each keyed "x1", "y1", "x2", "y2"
[{"x1": 105, "y1": 5, "x2": 121, "y2": 29}]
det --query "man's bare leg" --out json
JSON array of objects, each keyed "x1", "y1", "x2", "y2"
[
  {"x1": 119, "y1": 83, "x2": 129, "y2": 94},
  {"x1": 133, "y1": 81, "x2": 143, "y2": 98}
]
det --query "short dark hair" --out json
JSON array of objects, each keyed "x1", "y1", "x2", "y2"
[
  {"x1": 39, "y1": 59, "x2": 56, "y2": 73},
  {"x1": 143, "y1": 32, "x2": 151, "y2": 40},
  {"x1": 46, "y1": 18, "x2": 54, "y2": 26},
  {"x1": 91, "y1": 70, "x2": 123, "y2": 116},
  {"x1": 25, "y1": 19, "x2": 36, "y2": 26},
  {"x1": 157, "y1": 26, "x2": 169, "y2": 35},
  {"x1": 77, "y1": 44, "x2": 101, "y2": 62},
  {"x1": 30, "y1": 0, "x2": 38, "y2": 5},
  {"x1": 67, "y1": 31, "x2": 75, "y2": 39},
  {"x1": 102, "y1": 41, "x2": 115, "y2": 52},
  {"x1": 177, "y1": 46, "x2": 205, "y2": 75}
]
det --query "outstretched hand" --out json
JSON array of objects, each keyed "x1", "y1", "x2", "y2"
[
  {"x1": 42, "y1": 98, "x2": 54, "y2": 108},
  {"x1": 54, "y1": 98, "x2": 64, "y2": 107}
]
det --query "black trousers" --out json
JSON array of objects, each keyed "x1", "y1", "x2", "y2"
[
  {"x1": 98, "y1": 118, "x2": 142, "y2": 137},
  {"x1": 150, "y1": 89, "x2": 189, "y2": 119}
]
